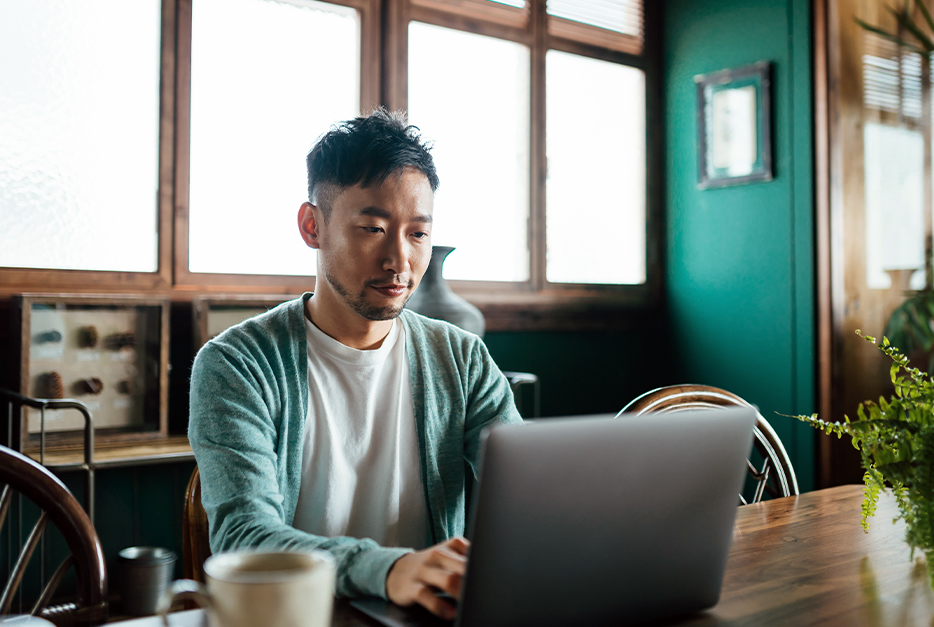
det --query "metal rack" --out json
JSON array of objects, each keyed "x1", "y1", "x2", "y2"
[{"x1": 0, "y1": 388, "x2": 96, "y2": 523}]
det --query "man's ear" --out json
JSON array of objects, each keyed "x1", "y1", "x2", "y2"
[{"x1": 297, "y1": 202, "x2": 322, "y2": 249}]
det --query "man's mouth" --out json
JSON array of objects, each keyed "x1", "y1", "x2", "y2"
[{"x1": 369, "y1": 281, "x2": 411, "y2": 298}]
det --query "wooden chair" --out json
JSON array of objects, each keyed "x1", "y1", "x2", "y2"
[
  {"x1": 0, "y1": 445, "x2": 107, "y2": 626},
  {"x1": 620, "y1": 384, "x2": 799, "y2": 504},
  {"x1": 182, "y1": 466, "x2": 211, "y2": 584}
]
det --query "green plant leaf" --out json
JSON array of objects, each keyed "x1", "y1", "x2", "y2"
[
  {"x1": 916, "y1": 0, "x2": 934, "y2": 35},
  {"x1": 855, "y1": 17, "x2": 926, "y2": 52},
  {"x1": 888, "y1": 5, "x2": 934, "y2": 52},
  {"x1": 795, "y1": 330, "x2": 934, "y2": 588}
]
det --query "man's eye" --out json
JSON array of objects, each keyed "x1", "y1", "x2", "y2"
[
  {"x1": 412, "y1": 232, "x2": 429, "y2": 239},
  {"x1": 363, "y1": 226, "x2": 383, "y2": 234}
]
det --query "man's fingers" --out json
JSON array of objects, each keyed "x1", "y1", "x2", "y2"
[
  {"x1": 444, "y1": 536, "x2": 470, "y2": 555},
  {"x1": 425, "y1": 545, "x2": 467, "y2": 576},
  {"x1": 418, "y1": 565, "x2": 463, "y2": 598},
  {"x1": 415, "y1": 585, "x2": 457, "y2": 620},
  {"x1": 385, "y1": 538, "x2": 472, "y2": 613}
]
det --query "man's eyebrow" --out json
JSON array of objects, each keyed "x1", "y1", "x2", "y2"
[
  {"x1": 359, "y1": 206, "x2": 391, "y2": 218},
  {"x1": 359, "y1": 207, "x2": 432, "y2": 223}
]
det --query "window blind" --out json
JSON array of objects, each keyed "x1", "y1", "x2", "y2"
[
  {"x1": 862, "y1": 32, "x2": 923, "y2": 120},
  {"x1": 547, "y1": 0, "x2": 643, "y2": 40}
]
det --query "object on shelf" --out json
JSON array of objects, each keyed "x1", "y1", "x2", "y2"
[
  {"x1": 105, "y1": 332, "x2": 136, "y2": 350},
  {"x1": 78, "y1": 325, "x2": 100, "y2": 348},
  {"x1": 405, "y1": 246, "x2": 485, "y2": 336},
  {"x1": 116, "y1": 379, "x2": 134, "y2": 395},
  {"x1": 38, "y1": 372, "x2": 65, "y2": 399},
  {"x1": 36, "y1": 330, "x2": 62, "y2": 344},
  {"x1": 75, "y1": 377, "x2": 104, "y2": 396}
]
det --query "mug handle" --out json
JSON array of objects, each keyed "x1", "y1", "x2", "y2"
[{"x1": 157, "y1": 579, "x2": 213, "y2": 626}]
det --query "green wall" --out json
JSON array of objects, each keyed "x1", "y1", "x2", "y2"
[
  {"x1": 663, "y1": 0, "x2": 816, "y2": 491},
  {"x1": 62, "y1": 462, "x2": 195, "y2": 582},
  {"x1": 485, "y1": 318, "x2": 676, "y2": 419}
]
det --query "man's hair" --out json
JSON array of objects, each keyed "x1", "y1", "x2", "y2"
[{"x1": 306, "y1": 108, "x2": 440, "y2": 220}]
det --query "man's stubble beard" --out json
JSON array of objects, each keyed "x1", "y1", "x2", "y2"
[{"x1": 324, "y1": 266, "x2": 414, "y2": 321}]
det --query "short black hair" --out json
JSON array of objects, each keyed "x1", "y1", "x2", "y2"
[{"x1": 306, "y1": 108, "x2": 439, "y2": 220}]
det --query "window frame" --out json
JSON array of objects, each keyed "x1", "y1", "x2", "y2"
[
  {"x1": 0, "y1": 0, "x2": 178, "y2": 294},
  {"x1": 0, "y1": 0, "x2": 662, "y2": 330},
  {"x1": 172, "y1": 0, "x2": 382, "y2": 291},
  {"x1": 386, "y1": 0, "x2": 662, "y2": 316}
]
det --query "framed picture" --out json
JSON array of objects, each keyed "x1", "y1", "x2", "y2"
[
  {"x1": 696, "y1": 61, "x2": 773, "y2": 189},
  {"x1": 192, "y1": 294, "x2": 292, "y2": 350},
  {"x1": 10, "y1": 294, "x2": 170, "y2": 453}
]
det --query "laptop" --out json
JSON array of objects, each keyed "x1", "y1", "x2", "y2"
[{"x1": 352, "y1": 407, "x2": 756, "y2": 627}]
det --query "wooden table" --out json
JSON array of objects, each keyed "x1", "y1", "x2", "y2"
[
  {"x1": 667, "y1": 484, "x2": 934, "y2": 626},
  {"x1": 340, "y1": 485, "x2": 934, "y2": 626},
  {"x1": 141, "y1": 485, "x2": 934, "y2": 626}
]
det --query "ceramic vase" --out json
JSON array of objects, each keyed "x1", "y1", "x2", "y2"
[{"x1": 406, "y1": 246, "x2": 485, "y2": 337}]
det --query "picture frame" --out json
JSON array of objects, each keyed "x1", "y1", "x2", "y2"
[
  {"x1": 10, "y1": 293, "x2": 170, "y2": 453},
  {"x1": 696, "y1": 61, "x2": 773, "y2": 189},
  {"x1": 192, "y1": 294, "x2": 292, "y2": 350}
]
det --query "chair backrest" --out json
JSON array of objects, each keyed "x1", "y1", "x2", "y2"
[
  {"x1": 0, "y1": 389, "x2": 96, "y2": 524},
  {"x1": 619, "y1": 384, "x2": 799, "y2": 504},
  {"x1": 182, "y1": 466, "x2": 211, "y2": 584},
  {"x1": 0, "y1": 445, "x2": 107, "y2": 626}
]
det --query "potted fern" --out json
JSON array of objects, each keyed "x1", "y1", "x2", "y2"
[{"x1": 797, "y1": 331, "x2": 934, "y2": 588}]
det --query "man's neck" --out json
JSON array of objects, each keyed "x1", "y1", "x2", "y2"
[{"x1": 304, "y1": 294, "x2": 394, "y2": 350}]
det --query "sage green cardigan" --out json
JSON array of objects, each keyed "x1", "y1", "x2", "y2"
[{"x1": 188, "y1": 294, "x2": 521, "y2": 599}]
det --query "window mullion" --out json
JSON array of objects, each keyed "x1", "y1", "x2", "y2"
[
  {"x1": 383, "y1": 0, "x2": 409, "y2": 110},
  {"x1": 530, "y1": 0, "x2": 548, "y2": 291},
  {"x1": 174, "y1": 0, "x2": 193, "y2": 287},
  {"x1": 158, "y1": 0, "x2": 177, "y2": 287}
]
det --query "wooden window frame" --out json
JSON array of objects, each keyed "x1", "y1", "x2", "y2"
[
  {"x1": 172, "y1": 0, "x2": 382, "y2": 293},
  {"x1": 385, "y1": 0, "x2": 662, "y2": 322},
  {"x1": 0, "y1": 0, "x2": 178, "y2": 295},
  {"x1": 0, "y1": 0, "x2": 662, "y2": 330}
]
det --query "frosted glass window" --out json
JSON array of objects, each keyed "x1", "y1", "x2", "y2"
[
  {"x1": 546, "y1": 50, "x2": 645, "y2": 285},
  {"x1": 408, "y1": 22, "x2": 531, "y2": 283},
  {"x1": 0, "y1": 0, "x2": 161, "y2": 272},
  {"x1": 188, "y1": 0, "x2": 360, "y2": 276}
]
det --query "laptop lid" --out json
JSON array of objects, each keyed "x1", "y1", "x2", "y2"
[
  {"x1": 354, "y1": 407, "x2": 755, "y2": 627},
  {"x1": 457, "y1": 407, "x2": 755, "y2": 627}
]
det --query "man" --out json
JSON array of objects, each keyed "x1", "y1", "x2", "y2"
[{"x1": 188, "y1": 109, "x2": 521, "y2": 620}]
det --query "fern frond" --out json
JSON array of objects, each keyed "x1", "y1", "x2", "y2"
[{"x1": 861, "y1": 467, "x2": 883, "y2": 531}]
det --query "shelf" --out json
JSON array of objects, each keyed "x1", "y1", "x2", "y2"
[{"x1": 28, "y1": 435, "x2": 194, "y2": 470}]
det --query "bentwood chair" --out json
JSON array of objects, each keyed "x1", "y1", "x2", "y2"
[
  {"x1": 501, "y1": 371, "x2": 541, "y2": 418},
  {"x1": 620, "y1": 384, "x2": 799, "y2": 504},
  {"x1": 0, "y1": 445, "x2": 107, "y2": 626},
  {"x1": 182, "y1": 466, "x2": 210, "y2": 584}
]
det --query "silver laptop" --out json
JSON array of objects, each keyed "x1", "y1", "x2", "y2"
[{"x1": 352, "y1": 407, "x2": 755, "y2": 627}]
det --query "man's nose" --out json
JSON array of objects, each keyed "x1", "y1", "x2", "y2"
[{"x1": 382, "y1": 232, "x2": 410, "y2": 275}]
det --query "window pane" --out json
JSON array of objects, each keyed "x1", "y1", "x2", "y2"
[
  {"x1": 864, "y1": 123, "x2": 926, "y2": 289},
  {"x1": 408, "y1": 22, "x2": 530, "y2": 282},
  {"x1": 0, "y1": 0, "x2": 161, "y2": 272},
  {"x1": 188, "y1": 0, "x2": 359, "y2": 276},
  {"x1": 546, "y1": 50, "x2": 645, "y2": 284}
]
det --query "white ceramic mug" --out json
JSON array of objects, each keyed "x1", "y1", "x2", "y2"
[{"x1": 158, "y1": 550, "x2": 336, "y2": 627}]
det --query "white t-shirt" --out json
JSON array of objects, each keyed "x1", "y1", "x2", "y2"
[{"x1": 291, "y1": 317, "x2": 430, "y2": 549}]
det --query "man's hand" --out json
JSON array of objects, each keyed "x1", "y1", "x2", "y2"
[{"x1": 385, "y1": 537, "x2": 470, "y2": 620}]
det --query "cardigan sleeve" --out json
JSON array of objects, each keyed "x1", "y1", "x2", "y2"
[
  {"x1": 462, "y1": 337, "x2": 524, "y2": 473},
  {"x1": 188, "y1": 339, "x2": 411, "y2": 599}
]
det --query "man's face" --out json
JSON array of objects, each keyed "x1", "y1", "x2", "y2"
[{"x1": 301, "y1": 167, "x2": 434, "y2": 321}]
